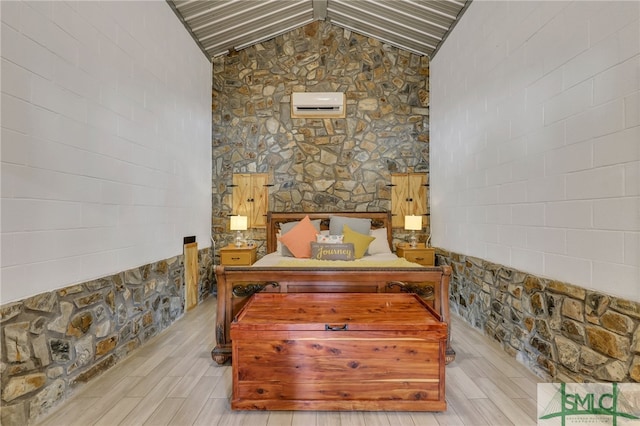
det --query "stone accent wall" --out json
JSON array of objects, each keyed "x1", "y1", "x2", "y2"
[
  {"x1": 211, "y1": 21, "x2": 430, "y2": 251},
  {"x1": 437, "y1": 249, "x2": 640, "y2": 383},
  {"x1": 0, "y1": 249, "x2": 213, "y2": 425}
]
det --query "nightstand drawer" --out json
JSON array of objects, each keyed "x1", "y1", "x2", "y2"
[
  {"x1": 221, "y1": 251, "x2": 253, "y2": 265},
  {"x1": 403, "y1": 251, "x2": 435, "y2": 266},
  {"x1": 396, "y1": 246, "x2": 435, "y2": 266}
]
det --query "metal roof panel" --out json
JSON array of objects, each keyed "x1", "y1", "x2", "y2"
[{"x1": 168, "y1": 0, "x2": 470, "y2": 59}]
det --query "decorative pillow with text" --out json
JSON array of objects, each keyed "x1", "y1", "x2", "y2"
[{"x1": 310, "y1": 242, "x2": 355, "y2": 261}]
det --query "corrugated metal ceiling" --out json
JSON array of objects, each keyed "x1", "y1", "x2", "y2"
[{"x1": 168, "y1": 0, "x2": 470, "y2": 59}]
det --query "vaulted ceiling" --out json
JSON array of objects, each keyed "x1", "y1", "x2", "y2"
[{"x1": 168, "y1": 0, "x2": 470, "y2": 60}]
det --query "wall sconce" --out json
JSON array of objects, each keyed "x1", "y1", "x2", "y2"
[
  {"x1": 230, "y1": 215, "x2": 248, "y2": 247},
  {"x1": 404, "y1": 215, "x2": 422, "y2": 248}
]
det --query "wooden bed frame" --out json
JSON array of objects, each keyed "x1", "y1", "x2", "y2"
[{"x1": 212, "y1": 211, "x2": 455, "y2": 365}]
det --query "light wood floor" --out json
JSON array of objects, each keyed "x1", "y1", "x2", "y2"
[{"x1": 37, "y1": 295, "x2": 543, "y2": 426}]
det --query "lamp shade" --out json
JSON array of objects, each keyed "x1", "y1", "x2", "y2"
[
  {"x1": 230, "y1": 215, "x2": 248, "y2": 231},
  {"x1": 404, "y1": 215, "x2": 422, "y2": 231}
]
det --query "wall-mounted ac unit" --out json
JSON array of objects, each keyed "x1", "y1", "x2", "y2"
[{"x1": 291, "y1": 92, "x2": 346, "y2": 118}]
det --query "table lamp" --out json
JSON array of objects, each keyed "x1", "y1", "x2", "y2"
[
  {"x1": 230, "y1": 215, "x2": 248, "y2": 247},
  {"x1": 404, "y1": 215, "x2": 422, "y2": 248}
]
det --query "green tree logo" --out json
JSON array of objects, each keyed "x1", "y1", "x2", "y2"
[{"x1": 539, "y1": 383, "x2": 640, "y2": 426}]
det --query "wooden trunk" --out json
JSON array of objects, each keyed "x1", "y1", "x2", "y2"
[{"x1": 230, "y1": 293, "x2": 447, "y2": 411}]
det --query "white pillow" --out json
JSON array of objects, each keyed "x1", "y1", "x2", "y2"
[{"x1": 367, "y1": 228, "x2": 392, "y2": 255}]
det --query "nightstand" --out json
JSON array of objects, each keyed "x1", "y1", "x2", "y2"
[
  {"x1": 219, "y1": 244, "x2": 257, "y2": 266},
  {"x1": 396, "y1": 243, "x2": 435, "y2": 266}
]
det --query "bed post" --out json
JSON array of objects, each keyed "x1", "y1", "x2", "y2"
[
  {"x1": 211, "y1": 265, "x2": 231, "y2": 364},
  {"x1": 440, "y1": 265, "x2": 455, "y2": 364}
]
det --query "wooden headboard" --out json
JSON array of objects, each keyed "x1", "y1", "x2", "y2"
[{"x1": 266, "y1": 211, "x2": 393, "y2": 254}]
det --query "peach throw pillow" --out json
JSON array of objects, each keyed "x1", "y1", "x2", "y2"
[{"x1": 277, "y1": 215, "x2": 318, "y2": 258}]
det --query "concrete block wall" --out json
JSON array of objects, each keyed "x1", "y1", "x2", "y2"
[
  {"x1": 1, "y1": 2, "x2": 213, "y2": 423},
  {"x1": 431, "y1": 0, "x2": 639, "y2": 302},
  {"x1": 1, "y1": 1, "x2": 212, "y2": 304}
]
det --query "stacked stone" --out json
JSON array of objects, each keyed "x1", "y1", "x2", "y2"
[
  {"x1": 0, "y1": 249, "x2": 213, "y2": 425},
  {"x1": 211, "y1": 21, "x2": 430, "y2": 247},
  {"x1": 437, "y1": 249, "x2": 640, "y2": 384}
]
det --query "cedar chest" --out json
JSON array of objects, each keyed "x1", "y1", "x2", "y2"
[{"x1": 230, "y1": 292, "x2": 447, "y2": 411}]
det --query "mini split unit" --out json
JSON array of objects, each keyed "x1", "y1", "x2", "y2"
[{"x1": 291, "y1": 92, "x2": 346, "y2": 118}]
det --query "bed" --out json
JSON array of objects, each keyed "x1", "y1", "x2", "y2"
[{"x1": 212, "y1": 211, "x2": 455, "y2": 365}]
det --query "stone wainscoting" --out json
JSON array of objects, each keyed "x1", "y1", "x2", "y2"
[
  {"x1": 0, "y1": 249, "x2": 213, "y2": 426},
  {"x1": 436, "y1": 249, "x2": 640, "y2": 383}
]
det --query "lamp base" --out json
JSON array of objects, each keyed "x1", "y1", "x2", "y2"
[
  {"x1": 409, "y1": 230, "x2": 417, "y2": 248},
  {"x1": 234, "y1": 231, "x2": 243, "y2": 247}
]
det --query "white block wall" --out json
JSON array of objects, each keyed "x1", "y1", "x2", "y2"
[
  {"x1": 1, "y1": 1, "x2": 212, "y2": 303},
  {"x1": 431, "y1": 1, "x2": 639, "y2": 301}
]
